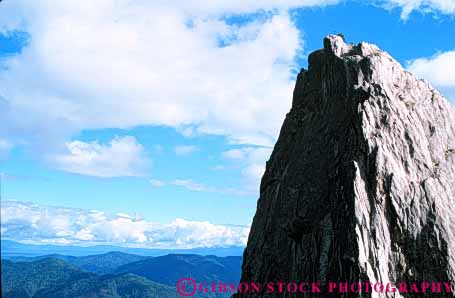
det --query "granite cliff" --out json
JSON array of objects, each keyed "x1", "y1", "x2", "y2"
[{"x1": 236, "y1": 35, "x2": 455, "y2": 298}]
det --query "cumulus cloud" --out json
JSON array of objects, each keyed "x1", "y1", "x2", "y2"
[
  {"x1": 0, "y1": 0, "x2": 334, "y2": 165},
  {"x1": 407, "y1": 50, "x2": 455, "y2": 101},
  {"x1": 0, "y1": 0, "x2": 453, "y2": 174},
  {"x1": 51, "y1": 136, "x2": 149, "y2": 177},
  {"x1": 1, "y1": 200, "x2": 250, "y2": 248},
  {"x1": 381, "y1": 0, "x2": 455, "y2": 18},
  {"x1": 174, "y1": 145, "x2": 198, "y2": 156}
]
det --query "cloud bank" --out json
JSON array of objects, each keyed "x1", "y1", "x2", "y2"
[
  {"x1": 1, "y1": 200, "x2": 250, "y2": 248},
  {"x1": 0, "y1": 0, "x2": 333, "y2": 180},
  {"x1": 0, "y1": 0, "x2": 310, "y2": 155},
  {"x1": 0, "y1": 0, "x2": 453, "y2": 181}
]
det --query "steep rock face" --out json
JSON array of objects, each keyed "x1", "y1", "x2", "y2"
[{"x1": 237, "y1": 35, "x2": 455, "y2": 297}]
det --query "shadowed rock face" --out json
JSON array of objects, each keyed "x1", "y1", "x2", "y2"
[{"x1": 236, "y1": 35, "x2": 455, "y2": 298}]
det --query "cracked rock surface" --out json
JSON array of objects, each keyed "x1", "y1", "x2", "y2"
[{"x1": 236, "y1": 35, "x2": 455, "y2": 298}]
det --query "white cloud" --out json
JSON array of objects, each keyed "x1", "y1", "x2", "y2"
[
  {"x1": 381, "y1": 0, "x2": 455, "y2": 18},
  {"x1": 51, "y1": 136, "x2": 149, "y2": 177},
  {"x1": 407, "y1": 51, "x2": 455, "y2": 86},
  {"x1": 0, "y1": 0, "x2": 453, "y2": 180},
  {"x1": 174, "y1": 145, "x2": 198, "y2": 156},
  {"x1": 153, "y1": 0, "x2": 339, "y2": 16},
  {"x1": 407, "y1": 50, "x2": 455, "y2": 101},
  {"x1": 0, "y1": 0, "x2": 339, "y2": 163},
  {"x1": 0, "y1": 200, "x2": 250, "y2": 248}
]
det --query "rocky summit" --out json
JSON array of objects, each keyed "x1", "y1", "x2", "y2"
[{"x1": 236, "y1": 35, "x2": 455, "y2": 298}]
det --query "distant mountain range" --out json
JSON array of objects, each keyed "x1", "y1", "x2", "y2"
[
  {"x1": 116, "y1": 254, "x2": 242, "y2": 286},
  {"x1": 7, "y1": 251, "x2": 148, "y2": 275},
  {"x1": 1, "y1": 240, "x2": 245, "y2": 258},
  {"x1": 1, "y1": 249, "x2": 242, "y2": 298},
  {"x1": 2, "y1": 257, "x2": 180, "y2": 298}
]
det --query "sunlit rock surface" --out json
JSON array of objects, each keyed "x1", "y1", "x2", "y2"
[{"x1": 236, "y1": 35, "x2": 455, "y2": 298}]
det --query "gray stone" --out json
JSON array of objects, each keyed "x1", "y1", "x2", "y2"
[{"x1": 235, "y1": 35, "x2": 455, "y2": 298}]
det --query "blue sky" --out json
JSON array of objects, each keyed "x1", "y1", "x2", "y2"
[{"x1": 1, "y1": 0, "x2": 455, "y2": 248}]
